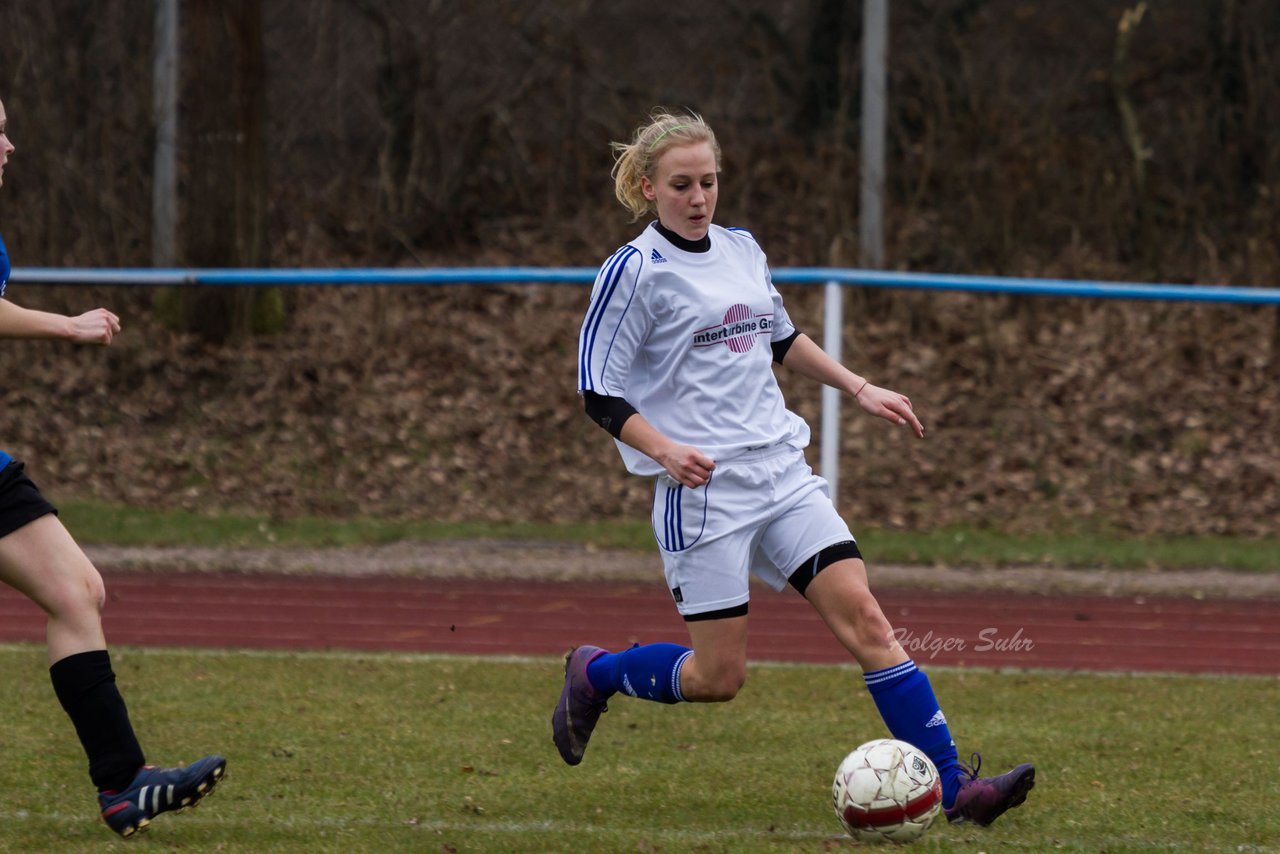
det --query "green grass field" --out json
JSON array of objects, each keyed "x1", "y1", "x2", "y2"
[
  {"x1": 1, "y1": 645, "x2": 1275, "y2": 853},
  {"x1": 58, "y1": 499, "x2": 1280, "y2": 573}
]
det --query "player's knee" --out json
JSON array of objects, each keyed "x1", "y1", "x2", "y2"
[
  {"x1": 852, "y1": 596, "x2": 896, "y2": 653},
  {"x1": 702, "y1": 665, "x2": 747, "y2": 702},
  {"x1": 43, "y1": 568, "x2": 106, "y2": 621},
  {"x1": 85, "y1": 571, "x2": 107, "y2": 614}
]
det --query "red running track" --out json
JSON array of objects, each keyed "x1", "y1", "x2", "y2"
[{"x1": 1, "y1": 571, "x2": 1278, "y2": 675}]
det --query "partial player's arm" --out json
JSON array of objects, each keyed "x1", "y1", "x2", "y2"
[
  {"x1": 778, "y1": 333, "x2": 924, "y2": 438},
  {"x1": 0, "y1": 299, "x2": 120, "y2": 344},
  {"x1": 577, "y1": 248, "x2": 715, "y2": 485},
  {"x1": 582, "y1": 391, "x2": 714, "y2": 488},
  {"x1": 619, "y1": 411, "x2": 715, "y2": 489}
]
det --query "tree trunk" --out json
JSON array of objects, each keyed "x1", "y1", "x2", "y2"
[
  {"x1": 160, "y1": 0, "x2": 281, "y2": 342},
  {"x1": 794, "y1": 0, "x2": 855, "y2": 140}
]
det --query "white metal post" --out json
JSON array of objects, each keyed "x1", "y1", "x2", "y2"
[
  {"x1": 822, "y1": 0, "x2": 888, "y2": 509},
  {"x1": 821, "y1": 280, "x2": 843, "y2": 504}
]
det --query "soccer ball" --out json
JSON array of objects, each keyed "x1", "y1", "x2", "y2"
[{"x1": 832, "y1": 738, "x2": 943, "y2": 843}]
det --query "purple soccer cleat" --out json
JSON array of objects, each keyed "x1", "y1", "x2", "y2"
[
  {"x1": 552, "y1": 645, "x2": 609, "y2": 766},
  {"x1": 945, "y1": 754, "x2": 1035, "y2": 827}
]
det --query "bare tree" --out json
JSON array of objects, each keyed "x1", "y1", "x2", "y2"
[{"x1": 159, "y1": 0, "x2": 281, "y2": 341}]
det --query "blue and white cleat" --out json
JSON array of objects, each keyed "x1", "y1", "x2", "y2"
[{"x1": 97, "y1": 755, "x2": 227, "y2": 838}]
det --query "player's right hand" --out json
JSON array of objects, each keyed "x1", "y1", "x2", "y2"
[
  {"x1": 68, "y1": 308, "x2": 122, "y2": 345},
  {"x1": 661, "y1": 445, "x2": 716, "y2": 489}
]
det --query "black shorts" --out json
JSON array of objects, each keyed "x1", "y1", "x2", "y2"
[{"x1": 0, "y1": 460, "x2": 59, "y2": 539}]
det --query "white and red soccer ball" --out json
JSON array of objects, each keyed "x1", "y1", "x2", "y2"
[{"x1": 832, "y1": 738, "x2": 943, "y2": 843}]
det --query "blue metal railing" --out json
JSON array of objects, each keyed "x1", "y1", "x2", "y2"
[
  {"x1": 778, "y1": 268, "x2": 1280, "y2": 304},
  {"x1": 12, "y1": 266, "x2": 1280, "y2": 304}
]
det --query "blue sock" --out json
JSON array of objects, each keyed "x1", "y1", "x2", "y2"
[
  {"x1": 863, "y1": 660, "x2": 964, "y2": 808},
  {"x1": 586, "y1": 643, "x2": 693, "y2": 704}
]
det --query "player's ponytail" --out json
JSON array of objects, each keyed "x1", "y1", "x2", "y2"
[{"x1": 610, "y1": 109, "x2": 720, "y2": 221}]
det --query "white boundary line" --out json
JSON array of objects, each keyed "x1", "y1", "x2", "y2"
[
  {"x1": 0, "y1": 807, "x2": 838, "y2": 842},
  {"x1": 0, "y1": 643, "x2": 1274, "y2": 680},
  {"x1": 0, "y1": 809, "x2": 1262, "y2": 851}
]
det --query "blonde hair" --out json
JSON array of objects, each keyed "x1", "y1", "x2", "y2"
[{"x1": 610, "y1": 109, "x2": 721, "y2": 221}]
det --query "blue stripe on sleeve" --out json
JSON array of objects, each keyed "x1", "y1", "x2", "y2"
[{"x1": 578, "y1": 245, "x2": 639, "y2": 392}]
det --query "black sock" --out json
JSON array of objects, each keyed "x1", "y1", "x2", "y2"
[{"x1": 49, "y1": 650, "x2": 146, "y2": 792}]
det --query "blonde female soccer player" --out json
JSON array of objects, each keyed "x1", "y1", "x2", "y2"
[
  {"x1": 555, "y1": 109, "x2": 1033, "y2": 826},
  {"x1": 0, "y1": 96, "x2": 225, "y2": 838}
]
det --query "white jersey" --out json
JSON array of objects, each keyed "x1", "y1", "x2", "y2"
[{"x1": 577, "y1": 222, "x2": 810, "y2": 476}]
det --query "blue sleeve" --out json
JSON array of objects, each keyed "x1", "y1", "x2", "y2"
[
  {"x1": 0, "y1": 232, "x2": 9, "y2": 299},
  {"x1": 2, "y1": 235, "x2": 13, "y2": 463}
]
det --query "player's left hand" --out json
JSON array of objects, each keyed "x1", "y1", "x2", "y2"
[
  {"x1": 854, "y1": 383, "x2": 925, "y2": 438},
  {"x1": 68, "y1": 308, "x2": 121, "y2": 345}
]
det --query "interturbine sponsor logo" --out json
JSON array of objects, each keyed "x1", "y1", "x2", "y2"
[
  {"x1": 692, "y1": 304, "x2": 773, "y2": 353},
  {"x1": 894, "y1": 627, "x2": 1035, "y2": 661}
]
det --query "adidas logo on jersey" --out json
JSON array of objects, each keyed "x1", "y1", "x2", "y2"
[
  {"x1": 924, "y1": 709, "x2": 948, "y2": 728},
  {"x1": 650, "y1": 249, "x2": 667, "y2": 263}
]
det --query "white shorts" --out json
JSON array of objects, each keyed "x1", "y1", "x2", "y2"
[{"x1": 650, "y1": 444, "x2": 855, "y2": 618}]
